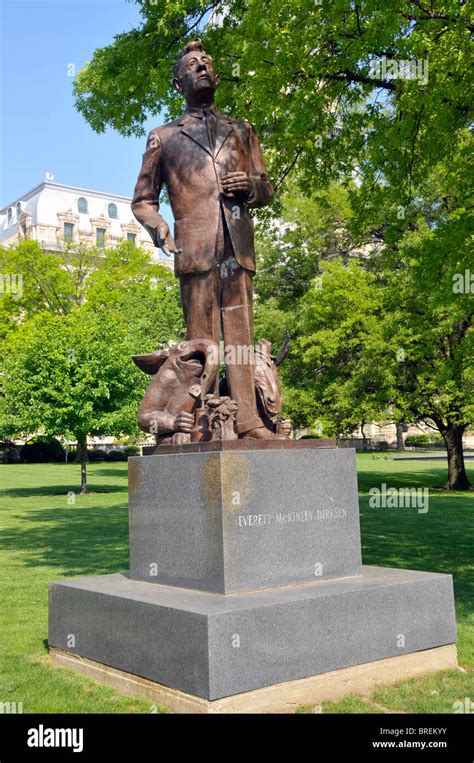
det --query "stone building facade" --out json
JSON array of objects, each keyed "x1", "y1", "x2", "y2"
[{"x1": 0, "y1": 175, "x2": 173, "y2": 269}]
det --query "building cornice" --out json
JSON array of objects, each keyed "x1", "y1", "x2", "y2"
[{"x1": 1, "y1": 181, "x2": 133, "y2": 213}]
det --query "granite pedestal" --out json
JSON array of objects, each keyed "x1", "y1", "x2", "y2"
[
  {"x1": 128, "y1": 447, "x2": 362, "y2": 592},
  {"x1": 48, "y1": 444, "x2": 458, "y2": 709}
]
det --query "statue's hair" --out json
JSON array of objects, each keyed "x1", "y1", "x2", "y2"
[{"x1": 173, "y1": 38, "x2": 210, "y2": 78}]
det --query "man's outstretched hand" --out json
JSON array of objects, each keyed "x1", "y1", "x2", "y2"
[{"x1": 156, "y1": 222, "x2": 183, "y2": 257}]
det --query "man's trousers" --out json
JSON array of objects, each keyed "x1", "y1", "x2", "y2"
[{"x1": 179, "y1": 205, "x2": 263, "y2": 434}]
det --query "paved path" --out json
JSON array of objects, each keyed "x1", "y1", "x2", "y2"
[{"x1": 389, "y1": 453, "x2": 474, "y2": 460}]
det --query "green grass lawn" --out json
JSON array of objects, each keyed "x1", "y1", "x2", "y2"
[{"x1": 0, "y1": 455, "x2": 472, "y2": 714}]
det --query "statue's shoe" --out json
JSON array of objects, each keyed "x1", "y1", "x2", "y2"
[{"x1": 239, "y1": 426, "x2": 288, "y2": 440}]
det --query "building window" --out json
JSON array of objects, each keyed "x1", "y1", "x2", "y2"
[
  {"x1": 127, "y1": 233, "x2": 136, "y2": 243},
  {"x1": 16, "y1": 202, "x2": 22, "y2": 219},
  {"x1": 7, "y1": 208, "x2": 12, "y2": 226},
  {"x1": 77, "y1": 197, "x2": 88, "y2": 214},
  {"x1": 64, "y1": 222, "x2": 74, "y2": 241},
  {"x1": 108, "y1": 203, "x2": 118, "y2": 219},
  {"x1": 96, "y1": 227, "x2": 106, "y2": 247}
]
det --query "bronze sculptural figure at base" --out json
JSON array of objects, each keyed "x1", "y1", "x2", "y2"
[{"x1": 132, "y1": 336, "x2": 292, "y2": 445}]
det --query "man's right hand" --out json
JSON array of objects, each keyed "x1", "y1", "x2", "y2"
[
  {"x1": 156, "y1": 222, "x2": 183, "y2": 257},
  {"x1": 174, "y1": 411, "x2": 195, "y2": 433}
]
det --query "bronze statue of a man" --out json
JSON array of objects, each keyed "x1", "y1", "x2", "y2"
[{"x1": 132, "y1": 38, "x2": 285, "y2": 440}]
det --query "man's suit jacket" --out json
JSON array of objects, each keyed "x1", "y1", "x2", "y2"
[{"x1": 131, "y1": 105, "x2": 274, "y2": 276}]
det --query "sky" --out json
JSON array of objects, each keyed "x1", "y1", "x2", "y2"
[{"x1": 0, "y1": 0, "x2": 172, "y2": 223}]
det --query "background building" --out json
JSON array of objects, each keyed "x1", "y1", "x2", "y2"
[{"x1": 0, "y1": 173, "x2": 173, "y2": 269}]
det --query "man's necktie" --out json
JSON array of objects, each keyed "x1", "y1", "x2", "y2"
[{"x1": 203, "y1": 108, "x2": 217, "y2": 152}]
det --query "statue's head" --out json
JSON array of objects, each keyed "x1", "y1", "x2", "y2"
[{"x1": 172, "y1": 38, "x2": 219, "y2": 105}]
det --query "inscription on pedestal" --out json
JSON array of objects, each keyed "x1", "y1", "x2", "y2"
[{"x1": 237, "y1": 507, "x2": 348, "y2": 528}]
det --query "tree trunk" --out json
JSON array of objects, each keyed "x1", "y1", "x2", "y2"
[
  {"x1": 74, "y1": 438, "x2": 88, "y2": 463},
  {"x1": 76, "y1": 436, "x2": 89, "y2": 495},
  {"x1": 442, "y1": 425, "x2": 471, "y2": 490},
  {"x1": 396, "y1": 422, "x2": 405, "y2": 451}
]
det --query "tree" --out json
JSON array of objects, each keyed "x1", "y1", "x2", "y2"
[
  {"x1": 287, "y1": 256, "x2": 472, "y2": 490},
  {"x1": 0, "y1": 245, "x2": 185, "y2": 492},
  {"x1": 379, "y1": 240, "x2": 472, "y2": 490},
  {"x1": 285, "y1": 259, "x2": 391, "y2": 434},
  {"x1": 0, "y1": 241, "x2": 98, "y2": 336},
  {"x1": 253, "y1": 150, "x2": 473, "y2": 488},
  {"x1": 0, "y1": 239, "x2": 176, "y2": 328},
  {"x1": 83, "y1": 246, "x2": 185, "y2": 351},
  {"x1": 254, "y1": 180, "x2": 380, "y2": 308},
  {"x1": 0, "y1": 310, "x2": 142, "y2": 492},
  {"x1": 0, "y1": 239, "x2": 185, "y2": 363}
]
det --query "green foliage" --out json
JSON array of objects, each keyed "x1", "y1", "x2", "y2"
[
  {"x1": 253, "y1": 296, "x2": 293, "y2": 348},
  {"x1": 123, "y1": 444, "x2": 140, "y2": 456},
  {"x1": 87, "y1": 449, "x2": 107, "y2": 462},
  {"x1": 254, "y1": 182, "x2": 362, "y2": 308},
  {"x1": 283, "y1": 258, "x2": 390, "y2": 431},
  {"x1": 105, "y1": 450, "x2": 128, "y2": 461},
  {"x1": 405, "y1": 434, "x2": 444, "y2": 446},
  {"x1": 251, "y1": 144, "x2": 472, "y2": 484},
  {"x1": 0, "y1": 241, "x2": 90, "y2": 341},
  {"x1": 0, "y1": 243, "x2": 184, "y2": 449},
  {"x1": 282, "y1": 250, "x2": 472, "y2": 439},
  {"x1": 19, "y1": 437, "x2": 65, "y2": 463},
  {"x1": 0, "y1": 240, "x2": 184, "y2": 344},
  {"x1": 0, "y1": 310, "x2": 142, "y2": 442}
]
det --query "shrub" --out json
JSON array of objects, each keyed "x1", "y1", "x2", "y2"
[
  {"x1": 123, "y1": 445, "x2": 140, "y2": 456},
  {"x1": 88, "y1": 449, "x2": 107, "y2": 461},
  {"x1": 0, "y1": 441, "x2": 21, "y2": 464},
  {"x1": 405, "y1": 434, "x2": 431, "y2": 445},
  {"x1": 405, "y1": 434, "x2": 443, "y2": 446},
  {"x1": 20, "y1": 437, "x2": 65, "y2": 463},
  {"x1": 105, "y1": 450, "x2": 127, "y2": 461}
]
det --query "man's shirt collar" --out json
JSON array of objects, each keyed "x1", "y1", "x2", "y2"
[{"x1": 183, "y1": 103, "x2": 219, "y2": 120}]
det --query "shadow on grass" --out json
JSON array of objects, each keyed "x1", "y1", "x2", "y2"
[
  {"x1": 0, "y1": 484, "x2": 128, "y2": 498},
  {"x1": 356, "y1": 466, "x2": 456, "y2": 491},
  {"x1": 359, "y1": 495, "x2": 473, "y2": 615},
  {"x1": 0, "y1": 503, "x2": 129, "y2": 578},
  {"x1": 87, "y1": 467, "x2": 129, "y2": 479}
]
